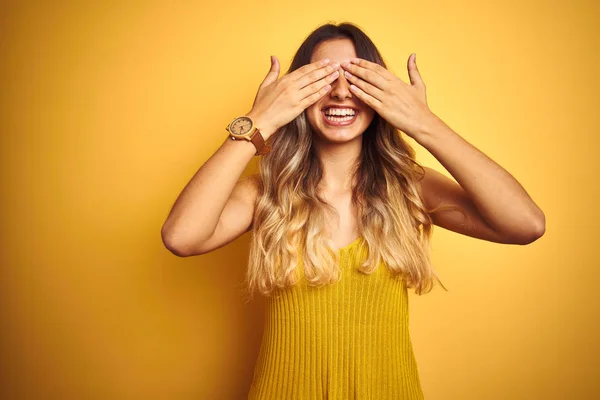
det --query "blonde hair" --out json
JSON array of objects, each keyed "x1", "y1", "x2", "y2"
[{"x1": 243, "y1": 22, "x2": 464, "y2": 299}]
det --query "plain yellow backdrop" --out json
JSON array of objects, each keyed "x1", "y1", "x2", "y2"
[{"x1": 1, "y1": 1, "x2": 598, "y2": 399}]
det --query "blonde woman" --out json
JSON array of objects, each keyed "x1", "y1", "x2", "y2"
[{"x1": 161, "y1": 22, "x2": 545, "y2": 400}]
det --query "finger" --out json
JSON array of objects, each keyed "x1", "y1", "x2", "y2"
[
  {"x1": 288, "y1": 58, "x2": 331, "y2": 81},
  {"x1": 260, "y1": 55, "x2": 280, "y2": 88},
  {"x1": 342, "y1": 61, "x2": 388, "y2": 91},
  {"x1": 295, "y1": 62, "x2": 339, "y2": 90},
  {"x1": 349, "y1": 58, "x2": 397, "y2": 81},
  {"x1": 349, "y1": 83, "x2": 382, "y2": 110},
  {"x1": 298, "y1": 69, "x2": 339, "y2": 99},
  {"x1": 343, "y1": 69, "x2": 384, "y2": 102},
  {"x1": 299, "y1": 83, "x2": 332, "y2": 109},
  {"x1": 350, "y1": 57, "x2": 398, "y2": 81},
  {"x1": 407, "y1": 53, "x2": 425, "y2": 88}
]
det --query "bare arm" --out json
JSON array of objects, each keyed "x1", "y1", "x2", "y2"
[
  {"x1": 161, "y1": 131, "x2": 264, "y2": 257},
  {"x1": 415, "y1": 115, "x2": 545, "y2": 244},
  {"x1": 161, "y1": 55, "x2": 340, "y2": 256}
]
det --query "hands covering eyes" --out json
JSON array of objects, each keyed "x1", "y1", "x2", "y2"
[
  {"x1": 246, "y1": 56, "x2": 340, "y2": 139},
  {"x1": 339, "y1": 54, "x2": 439, "y2": 138}
]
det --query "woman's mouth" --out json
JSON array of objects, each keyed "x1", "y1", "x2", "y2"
[{"x1": 321, "y1": 110, "x2": 359, "y2": 126}]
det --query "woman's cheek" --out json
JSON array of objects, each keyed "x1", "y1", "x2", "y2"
[{"x1": 306, "y1": 108, "x2": 318, "y2": 129}]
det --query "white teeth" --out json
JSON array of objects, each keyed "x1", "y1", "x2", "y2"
[
  {"x1": 324, "y1": 108, "x2": 356, "y2": 116},
  {"x1": 325, "y1": 115, "x2": 355, "y2": 122}
]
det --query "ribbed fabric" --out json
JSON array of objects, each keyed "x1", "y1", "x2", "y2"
[{"x1": 248, "y1": 236, "x2": 424, "y2": 400}]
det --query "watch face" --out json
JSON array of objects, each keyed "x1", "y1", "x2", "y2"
[{"x1": 230, "y1": 117, "x2": 253, "y2": 135}]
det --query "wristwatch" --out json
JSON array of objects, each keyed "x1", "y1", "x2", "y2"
[{"x1": 225, "y1": 116, "x2": 272, "y2": 156}]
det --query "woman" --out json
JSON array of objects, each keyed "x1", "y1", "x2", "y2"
[{"x1": 161, "y1": 22, "x2": 545, "y2": 399}]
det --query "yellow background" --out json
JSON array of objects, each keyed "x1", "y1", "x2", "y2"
[{"x1": 1, "y1": 1, "x2": 598, "y2": 399}]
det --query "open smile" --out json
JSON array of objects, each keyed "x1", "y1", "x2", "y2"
[{"x1": 321, "y1": 110, "x2": 359, "y2": 127}]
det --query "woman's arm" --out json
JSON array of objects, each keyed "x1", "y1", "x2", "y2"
[
  {"x1": 161, "y1": 127, "x2": 264, "y2": 257},
  {"x1": 161, "y1": 56, "x2": 342, "y2": 256},
  {"x1": 415, "y1": 114, "x2": 546, "y2": 244},
  {"x1": 340, "y1": 56, "x2": 545, "y2": 244}
]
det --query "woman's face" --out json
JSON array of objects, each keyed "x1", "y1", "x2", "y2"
[{"x1": 305, "y1": 38, "x2": 376, "y2": 144}]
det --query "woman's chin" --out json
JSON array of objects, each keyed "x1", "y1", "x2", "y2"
[{"x1": 314, "y1": 126, "x2": 363, "y2": 143}]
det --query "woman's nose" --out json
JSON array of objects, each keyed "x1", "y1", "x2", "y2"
[{"x1": 330, "y1": 68, "x2": 352, "y2": 99}]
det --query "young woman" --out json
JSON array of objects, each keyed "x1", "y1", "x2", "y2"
[{"x1": 161, "y1": 22, "x2": 545, "y2": 400}]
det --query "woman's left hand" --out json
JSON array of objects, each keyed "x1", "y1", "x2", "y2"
[{"x1": 341, "y1": 54, "x2": 438, "y2": 139}]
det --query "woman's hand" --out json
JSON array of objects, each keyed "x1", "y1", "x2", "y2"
[
  {"x1": 247, "y1": 56, "x2": 341, "y2": 139},
  {"x1": 340, "y1": 54, "x2": 439, "y2": 139}
]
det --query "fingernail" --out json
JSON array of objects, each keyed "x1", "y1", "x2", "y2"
[{"x1": 322, "y1": 58, "x2": 330, "y2": 65}]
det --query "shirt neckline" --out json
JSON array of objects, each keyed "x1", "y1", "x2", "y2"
[{"x1": 336, "y1": 235, "x2": 363, "y2": 252}]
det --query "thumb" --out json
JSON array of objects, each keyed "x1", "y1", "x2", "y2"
[
  {"x1": 407, "y1": 53, "x2": 424, "y2": 88},
  {"x1": 261, "y1": 55, "x2": 280, "y2": 87}
]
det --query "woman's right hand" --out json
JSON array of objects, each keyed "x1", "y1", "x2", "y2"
[{"x1": 246, "y1": 56, "x2": 340, "y2": 139}]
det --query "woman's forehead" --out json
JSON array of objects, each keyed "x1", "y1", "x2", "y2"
[{"x1": 309, "y1": 38, "x2": 357, "y2": 64}]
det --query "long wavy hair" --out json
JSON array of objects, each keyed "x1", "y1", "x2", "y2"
[{"x1": 244, "y1": 22, "x2": 463, "y2": 300}]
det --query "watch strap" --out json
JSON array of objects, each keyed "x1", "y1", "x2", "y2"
[{"x1": 250, "y1": 128, "x2": 272, "y2": 156}]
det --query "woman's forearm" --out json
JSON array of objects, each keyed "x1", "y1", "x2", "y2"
[
  {"x1": 414, "y1": 114, "x2": 545, "y2": 240},
  {"x1": 161, "y1": 131, "x2": 258, "y2": 254}
]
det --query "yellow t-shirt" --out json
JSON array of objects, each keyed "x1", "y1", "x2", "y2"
[{"x1": 248, "y1": 237, "x2": 424, "y2": 399}]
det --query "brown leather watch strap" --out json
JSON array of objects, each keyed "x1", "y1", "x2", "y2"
[{"x1": 250, "y1": 128, "x2": 272, "y2": 156}]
